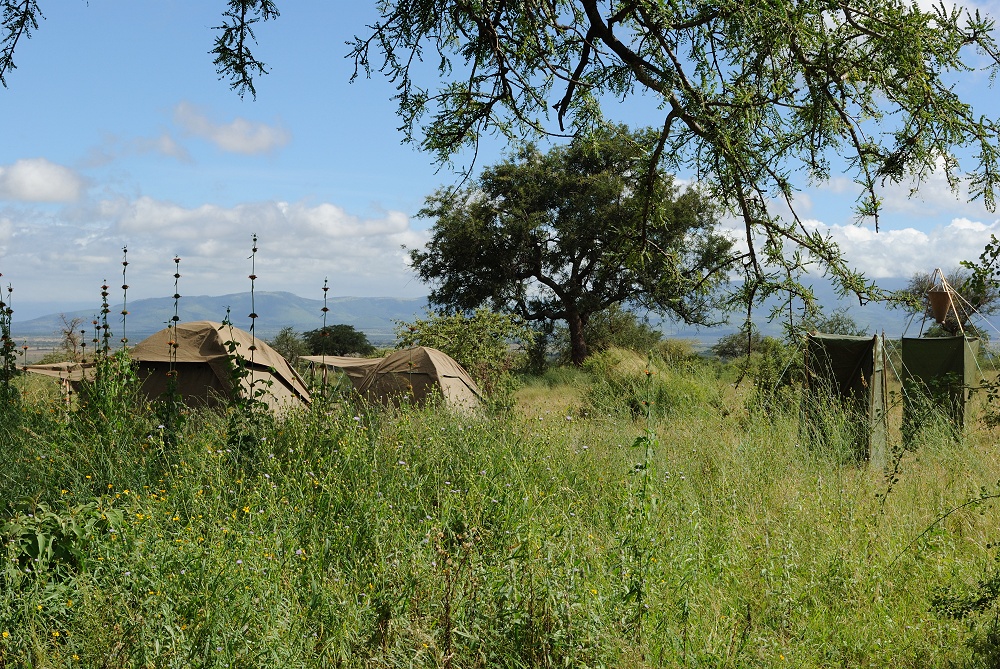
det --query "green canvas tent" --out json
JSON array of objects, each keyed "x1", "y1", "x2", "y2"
[
  {"x1": 901, "y1": 336, "x2": 981, "y2": 446},
  {"x1": 802, "y1": 333, "x2": 888, "y2": 463}
]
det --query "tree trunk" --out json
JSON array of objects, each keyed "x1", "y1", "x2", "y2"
[{"x1": 567, "y1": 310, "x2": 588, "y2": 367}]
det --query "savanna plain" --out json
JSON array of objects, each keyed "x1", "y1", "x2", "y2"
[{"x1": 2, "y1": 345, "x2": 999, "y2": 668}]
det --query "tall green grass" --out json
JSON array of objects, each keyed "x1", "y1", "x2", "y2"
[{"x1": 2, "y1": 358, "x2": 999, "y2": 667}]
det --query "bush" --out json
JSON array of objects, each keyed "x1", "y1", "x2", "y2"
[
  {"x1": 737, "y1": 337, "x2": 803, "y2": 414},
  {"x1": 267, "y1": 326, "x2": 310, "y2": 364},
  {"x1": 395, "y1": 308, "x2": 534, "y2": 397},
  {"x1": 711, "y1": 330, "x2": 768, "y2": 359},
  {"x1": 654, "y1": 338, "x2": 697, "y2": 365},
  {"x1": 583, "y1": 347, "x2": 720, "y2": 419}
]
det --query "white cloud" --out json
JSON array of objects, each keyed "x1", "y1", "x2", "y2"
[
  {"x1": 819, "y1": 217, "x2": 1000, "y2": 278},
  {"x1": 0, "y1": 195, "x2": 428, "y2": 304},
  {"x1": 0, "y1": 216, "x2": 11, "y2": 254},
  {"x1": 0, "y1": 159, "x2": 85, "y2": 202},
  {"x1": 83, "y1": 133, "x2": 192, "y2": 167},
  {"x1": 173, "y1": 102, "x2": 290, "y2": 154}
]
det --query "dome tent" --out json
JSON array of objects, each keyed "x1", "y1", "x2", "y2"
[
  {"x1": 131, "y1": 321, "x2": 310, "y2": 412},
  {"x1": 303, "y1": 346, "x2": 482, "y2": 411}
]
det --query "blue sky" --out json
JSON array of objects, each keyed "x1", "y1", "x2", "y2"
[{"x1": 2, "y1": 1, "x2": 1000, "y2": 321}]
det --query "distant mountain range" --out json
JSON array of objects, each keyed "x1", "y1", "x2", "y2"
[
  {"x1": 13, "y1": 292, "x2": 429, "y2": 345},
  {"x1": 11, "y1": 278, "x2": 928, "y2": 350}
]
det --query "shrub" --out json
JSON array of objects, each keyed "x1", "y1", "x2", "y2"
[
  {"x1": 583, "y1": 347, "x2": 720, "y2": 419},
  {"x1": 654, "y1": 338, "x2": 697, "y2": 365},
  {"x1": 267, "y1": 326, "x2": 310, "y2": 364},
  {"x1": 395, "y1": 308, "x2": 534, "y2": 397}
]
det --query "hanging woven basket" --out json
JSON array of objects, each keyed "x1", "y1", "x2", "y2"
[{"x1": 928, "y1": 288, "x2": 952, "y2": 324}]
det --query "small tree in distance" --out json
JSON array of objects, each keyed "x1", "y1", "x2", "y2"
[
  {"x1": 802, "y1": 308, "x2": 869, "y2": 337},
  {"x1": 267, "y1": 326, "x2": 310, "y2": 365},
  {"x1": 303, "y1": 324, "x2": 375, "y2": 357}
]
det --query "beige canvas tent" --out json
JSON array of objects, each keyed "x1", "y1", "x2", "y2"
[
  {"x1": 301, "y1": 355, "x2": 381, "y2": 386},
  {"x1": 22, "y1": 360, "x2": 97, "y2": 384},
  {"x1": 22, "y1": 360, "x2": 97, "y2": 403},
  {"x1": 131, "y1": 321, "x2": 310, "y2": 412},
  {"x1": 303, "y1": 346, "x2": 482, "y2": 411}
]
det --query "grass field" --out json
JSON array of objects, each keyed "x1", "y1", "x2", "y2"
[{"x1": 2, "y1": 349, "x2": 999, "y2": 668}]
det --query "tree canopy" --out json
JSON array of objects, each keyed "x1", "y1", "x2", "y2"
[
  {"x1": 266, "y1": 326, "x2": 310, "y2": 365},
  {"x1": 303, "y1": 324, "x2": 374, "y2": 357},
  {"x1": 349, "y1": 0, "x2": 1000, "y2": 307},
  {"x1": 411, "y1": 125, "x2": 734, "y2": 365}
]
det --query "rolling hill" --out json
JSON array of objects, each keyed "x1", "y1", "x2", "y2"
[{"x1": 13, "y1": 292, "x2": 429, "y2": 345}]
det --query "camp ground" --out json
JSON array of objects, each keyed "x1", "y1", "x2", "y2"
[{"x1": 302, "y1": 346, "x2": 482, "y2": 411}]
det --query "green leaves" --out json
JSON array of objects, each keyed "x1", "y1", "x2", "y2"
[
  {"x1": 0, "y1": 0, "x2": 41, "y2": 88},
  {"x1": 211, "y1": 0, "x2": 280, "y2": 99},
  {"x1": 394, "y1": 308, "x2": 532, "y2": 394},
  {"x1": 356, "y1": 0, "x2": 1000, "y2": 307},
  {"x1": 2, "y1": 500, "x2": 118, "y2": 581},
  {"x1": 303, "y1": 324, "x2": 374, "y2": 357}
]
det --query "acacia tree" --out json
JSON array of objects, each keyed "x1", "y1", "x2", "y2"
[
  {"x1": 1, "y1": 1, "x2": 278, "y2": 96},
  {"x1": 410, "y1": 125, "x2": 734, "y2": 365},
  {"x1": 349, "y1": 0, "x2": 1000, "y2": 309}
]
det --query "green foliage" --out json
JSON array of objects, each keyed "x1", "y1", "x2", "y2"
[
  {"x1": 800, "y1": 388, "x2": 872, "y2": 464},
  {"x1": 217, "y1": 314, "x2": 275, "y2": 462},
  {"x1": 303, "y1": 324, "x2": 374, "y2": 357},
  {"x1": 0, "y1": 284, "x2": 17, "y2": 410},
  {"x1": 267, "y1": 325, "x2": 310, "y2": 364},
  {"x1": 1, "y1": 501, "x2": 119, "y2": 586},
  {"x1": 712, "y1": 330, "x2": 769, "y2": 360},
  {"x1": 738, "y1": 336, "x2": 803, "y2": 414},
  {"x1": 583, "y1": 347, "x2": 720, "y2": 419},
  {"x1": 75, "y1": 350, "x2": 146, "y2": 441},
  {"x1": 654, "y1": 338, "x2": 698, "y2": 365},
  {"x1": 395, "y1": 308, "x2": 534, "y2": 397},
  {"x1": 352, "y1": 0, "x2": 1000, "y2": 309},
  {"x1": 210, "y1": 0, "x2": 280, "y2": 99},
  {"x1": 411, "y1": 124, "x2": 734, "y2": 365},
  {"x1": 802, "y1": 307, "x2": 870, "y2": 337},
  {"x1": 0, "y1": 0, "x2": 42, "y2": 88},
  {"x1": 714, "y1": 310, "x2": 865, "y2": 364},
  {"x1": 2, "y1": 351, "x2": 1000, "y2": 666}
]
